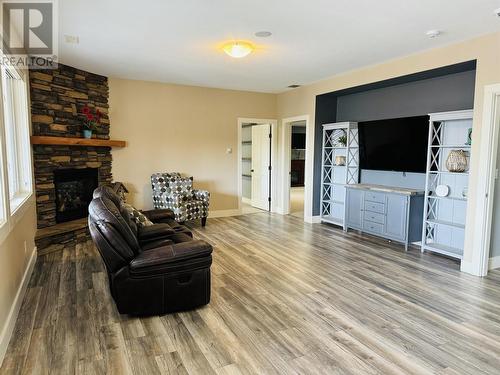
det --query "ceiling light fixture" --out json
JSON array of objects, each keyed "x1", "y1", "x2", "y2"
[
  {"x1": 426, "y1": 30, "x2": 442, "y2": 39},
  {"x1": 255, "y1": 31, "x2": 272, "y2": 38},
  {"x1": 222, "y1": 41, "x2": 254, "y2": 58}
]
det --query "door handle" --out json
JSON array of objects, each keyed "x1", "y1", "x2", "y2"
[{"x1": 251, "y1": 169, "x2": 254, "y2": 172}]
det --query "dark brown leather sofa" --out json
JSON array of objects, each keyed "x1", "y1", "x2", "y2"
[{"x1": 88, "y1": 186, "x2": 212, "y2": 316}]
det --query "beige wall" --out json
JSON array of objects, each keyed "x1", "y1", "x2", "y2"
[
  {"x1": 0, "y1": 202, "x2": 37, "y2": 359},
  {"x1": 109, "y1": 79, "x2": 277, "y2": 211},
  {"x1": 276, "y1": 31, "x2": 500, "y2": 265}
]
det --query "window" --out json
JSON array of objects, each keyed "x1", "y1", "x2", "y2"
[
  {"x1": 0, "y1": 133, "x2": 6, "y2": 227},
  {"x1": 0, "y1": 66, "x2": 32, "y2": 214}
]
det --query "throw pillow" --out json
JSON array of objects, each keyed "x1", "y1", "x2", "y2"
[{"x1": 122, "y1": 203, "x2": 154, "y2": 227}]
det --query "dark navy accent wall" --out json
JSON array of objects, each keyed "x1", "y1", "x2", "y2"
[
  {"x1": 336, "y1": 71, "x2": 476, "y2": 122},
  {"x1": 314, "y1": 94, "x2": 337, "y2": 215}
]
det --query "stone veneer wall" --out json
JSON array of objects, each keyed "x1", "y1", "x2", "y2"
[
  {"x1": 30, "y1": 63, "x2": 112, "y2": 234},
  {"x1": 30, "y1": 64, "x2": 110, "y2": 138}
]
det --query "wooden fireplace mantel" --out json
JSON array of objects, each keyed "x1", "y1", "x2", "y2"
[{"x1": 30, "y1": 136, "x2": 126, "y2": 148}]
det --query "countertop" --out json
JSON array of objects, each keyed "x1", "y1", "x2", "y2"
[{"x1": 345, "y1": 183, "x2": 425, "y2": 196}]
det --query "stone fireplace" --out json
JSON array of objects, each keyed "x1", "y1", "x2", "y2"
[
  {"x1": 54, "y1": 168, "x2": 98, "y2": 223},
  {"x1": 33, "y1": 145, "x2": 112, "y2": 229},
  {"x1": 30, "y1": 63, "x2": 118, "y2": 255}
]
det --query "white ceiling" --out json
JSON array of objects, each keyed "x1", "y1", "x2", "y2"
[{"x1": 59, "y1": 0, "x2": 500, "y2": 93}]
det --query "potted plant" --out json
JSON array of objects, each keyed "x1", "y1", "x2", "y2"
[
  {"x1": 338, "y1": 134, "x2": 347, "y2": 147},
  {"x1": 81, "y1": 105, "x2": 101, "y2": 139}
]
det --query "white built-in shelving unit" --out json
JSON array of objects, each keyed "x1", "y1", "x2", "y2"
[
  {"x1": 320, "y1": 122, "x2": 359, "y2": 227},
  {"x1": 421, "y1": 110, "x2": 473, "y2": 260}
]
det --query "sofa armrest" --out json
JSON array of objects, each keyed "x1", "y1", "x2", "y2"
[
  {"x1": 142, "y1": 208, "x2": 175, "y2": 222},
  {"x1": 137, "y1": 224, "x2": 175, "y2": 243},
  {"x1": 192, "y1": 189, "x2": 210, "y2": 203},
  {"x1": 130, "y1": 240, "x2": 212, "y2": 270},
  {"x1": 141, "y1": 238, "x2": 174, "y2": 251}
]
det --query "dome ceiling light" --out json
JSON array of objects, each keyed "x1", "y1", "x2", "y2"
[{"x1": 222, "y1": 41, "x2": 254, "y2": 58}]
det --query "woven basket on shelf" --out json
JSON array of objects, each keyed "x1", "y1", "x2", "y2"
[{"x1": 446, "y1": 150, "x2": 468, "y2": 172}]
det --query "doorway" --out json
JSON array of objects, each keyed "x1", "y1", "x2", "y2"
[
  {"x1": 280, "y1": 115, "x2": 313, "y2": 221},
  {"x1": 486, "y1": 95, "x2": 500, "y2": 270},
  {"x1": 238, "y1": 118, "x2": 278, "y2": 214},
  {"x1": 289, "y1": 122, "x2": 306, "y2": 218}
]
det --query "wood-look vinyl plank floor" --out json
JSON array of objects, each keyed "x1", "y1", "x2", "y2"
[{"x1": 2, "y1": 213, "x2": 500, "y2": 374}]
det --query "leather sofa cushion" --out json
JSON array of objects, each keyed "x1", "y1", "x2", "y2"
[
  {"x1": 142, "y1": 209, "x2": 175, "y2": 222},
  {"x1": 89, "y1": 197, "x2": 141, "y2": 254},
  {"x1": 141, "y1": 238, "x2": 174, "y2": 251},
  {"x1": 137, "y1": 223, "x2": 175, "y2": 241}
]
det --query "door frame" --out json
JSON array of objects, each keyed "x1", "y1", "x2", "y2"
[
  {"x1": 280, "y1": 115, "x2": 312, "y2": 221},
  {"x1": 464, "y1": 84, "x2": 500, "y2": 276},
  {"x1": 237, "y1": 118, "x2": 278, "y2": 212}
]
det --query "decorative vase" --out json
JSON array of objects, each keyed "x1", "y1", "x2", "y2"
[
  {"x1": 335, "y1": 156, "x2": 346, "y2": 166},
  {"x1": 83, "y1": 129, "x2": 92, "y2": 139},
  {"x1": 446, "y1": 150, "x2": 467, "y2": 172}
]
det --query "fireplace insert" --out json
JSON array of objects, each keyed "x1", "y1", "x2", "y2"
[{"x1": 54, "y1": 168, "x2": 99, "y2": 223}]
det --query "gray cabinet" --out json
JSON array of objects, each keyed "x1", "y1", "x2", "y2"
[
  {"x1": 345, "y1": 185, "x2": 424, "y2": 250},
  {"x1": 345, "y1": 188, "x2": 363, "y2": 229},
  {"x1": 385, "y1": 194, "x2": 408, "y2": 241}
]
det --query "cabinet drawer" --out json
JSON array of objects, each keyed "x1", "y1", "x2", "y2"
[
  {"x1": 364, "y1": 211, "x2": 385, "y2": 225},
  {"x1": 364, "y1": 201, "x2": 385, "y2": 214},
  {"x1": 363, "y1": 220, "x2": 384, "y2": 234},
  {"x1": 365, "y1": 191, "x2": 386, "y2": 204}
]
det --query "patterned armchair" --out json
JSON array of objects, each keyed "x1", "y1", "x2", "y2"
[{"x1": 151, "y1": 172, "x2": 210, "y2": 226}]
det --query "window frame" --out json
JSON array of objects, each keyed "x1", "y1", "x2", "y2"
[
  {"x1": 0, "y1": 61, "x2": 34, "y2": 243},
  {"x1": 0, "y1": 64, "x2": 33, "y2": 215},
  {"x1": 0, "y1": 108, "x2": 7, "y2": 231}
]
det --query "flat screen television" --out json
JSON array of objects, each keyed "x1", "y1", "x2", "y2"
[{"x1": 358, "y1": 115, "x2": 429, "y2": 173}]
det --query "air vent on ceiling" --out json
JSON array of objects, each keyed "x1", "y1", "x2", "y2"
[{"x1": 288, "y1": 84, "x2": 300, "y2": 88}]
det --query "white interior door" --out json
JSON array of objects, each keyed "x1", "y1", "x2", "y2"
[
  {"x1": 251, "y1": 124, "x2": 271, "y2": 210},
  {"x1": 489, "y1": 96, "x2": 500, "y2": 266}
]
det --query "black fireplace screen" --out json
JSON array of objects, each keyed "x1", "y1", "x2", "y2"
[{"x1": 54, "y1": 168, "x2": 98, "y2": 223}]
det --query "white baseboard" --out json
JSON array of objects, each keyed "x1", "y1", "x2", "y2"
[
  {"x1": 489, "y1": 256, "x2": 500, "y2": 270},
  {"x1": 0, "y1": 247, "x2": 37, "y2": 367},
  {"x1": 274, "y1": 207, "x2": 286, "y2": 215},
  {"x1": 209, "y1": 209, "x2": 242, "y2": 218},
  {"x1": 241, "y1": 197, "x2": 251, "y2": 205},
  {"x1": 304, "y1": 215, "x2": 321, "y2": 224}
]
